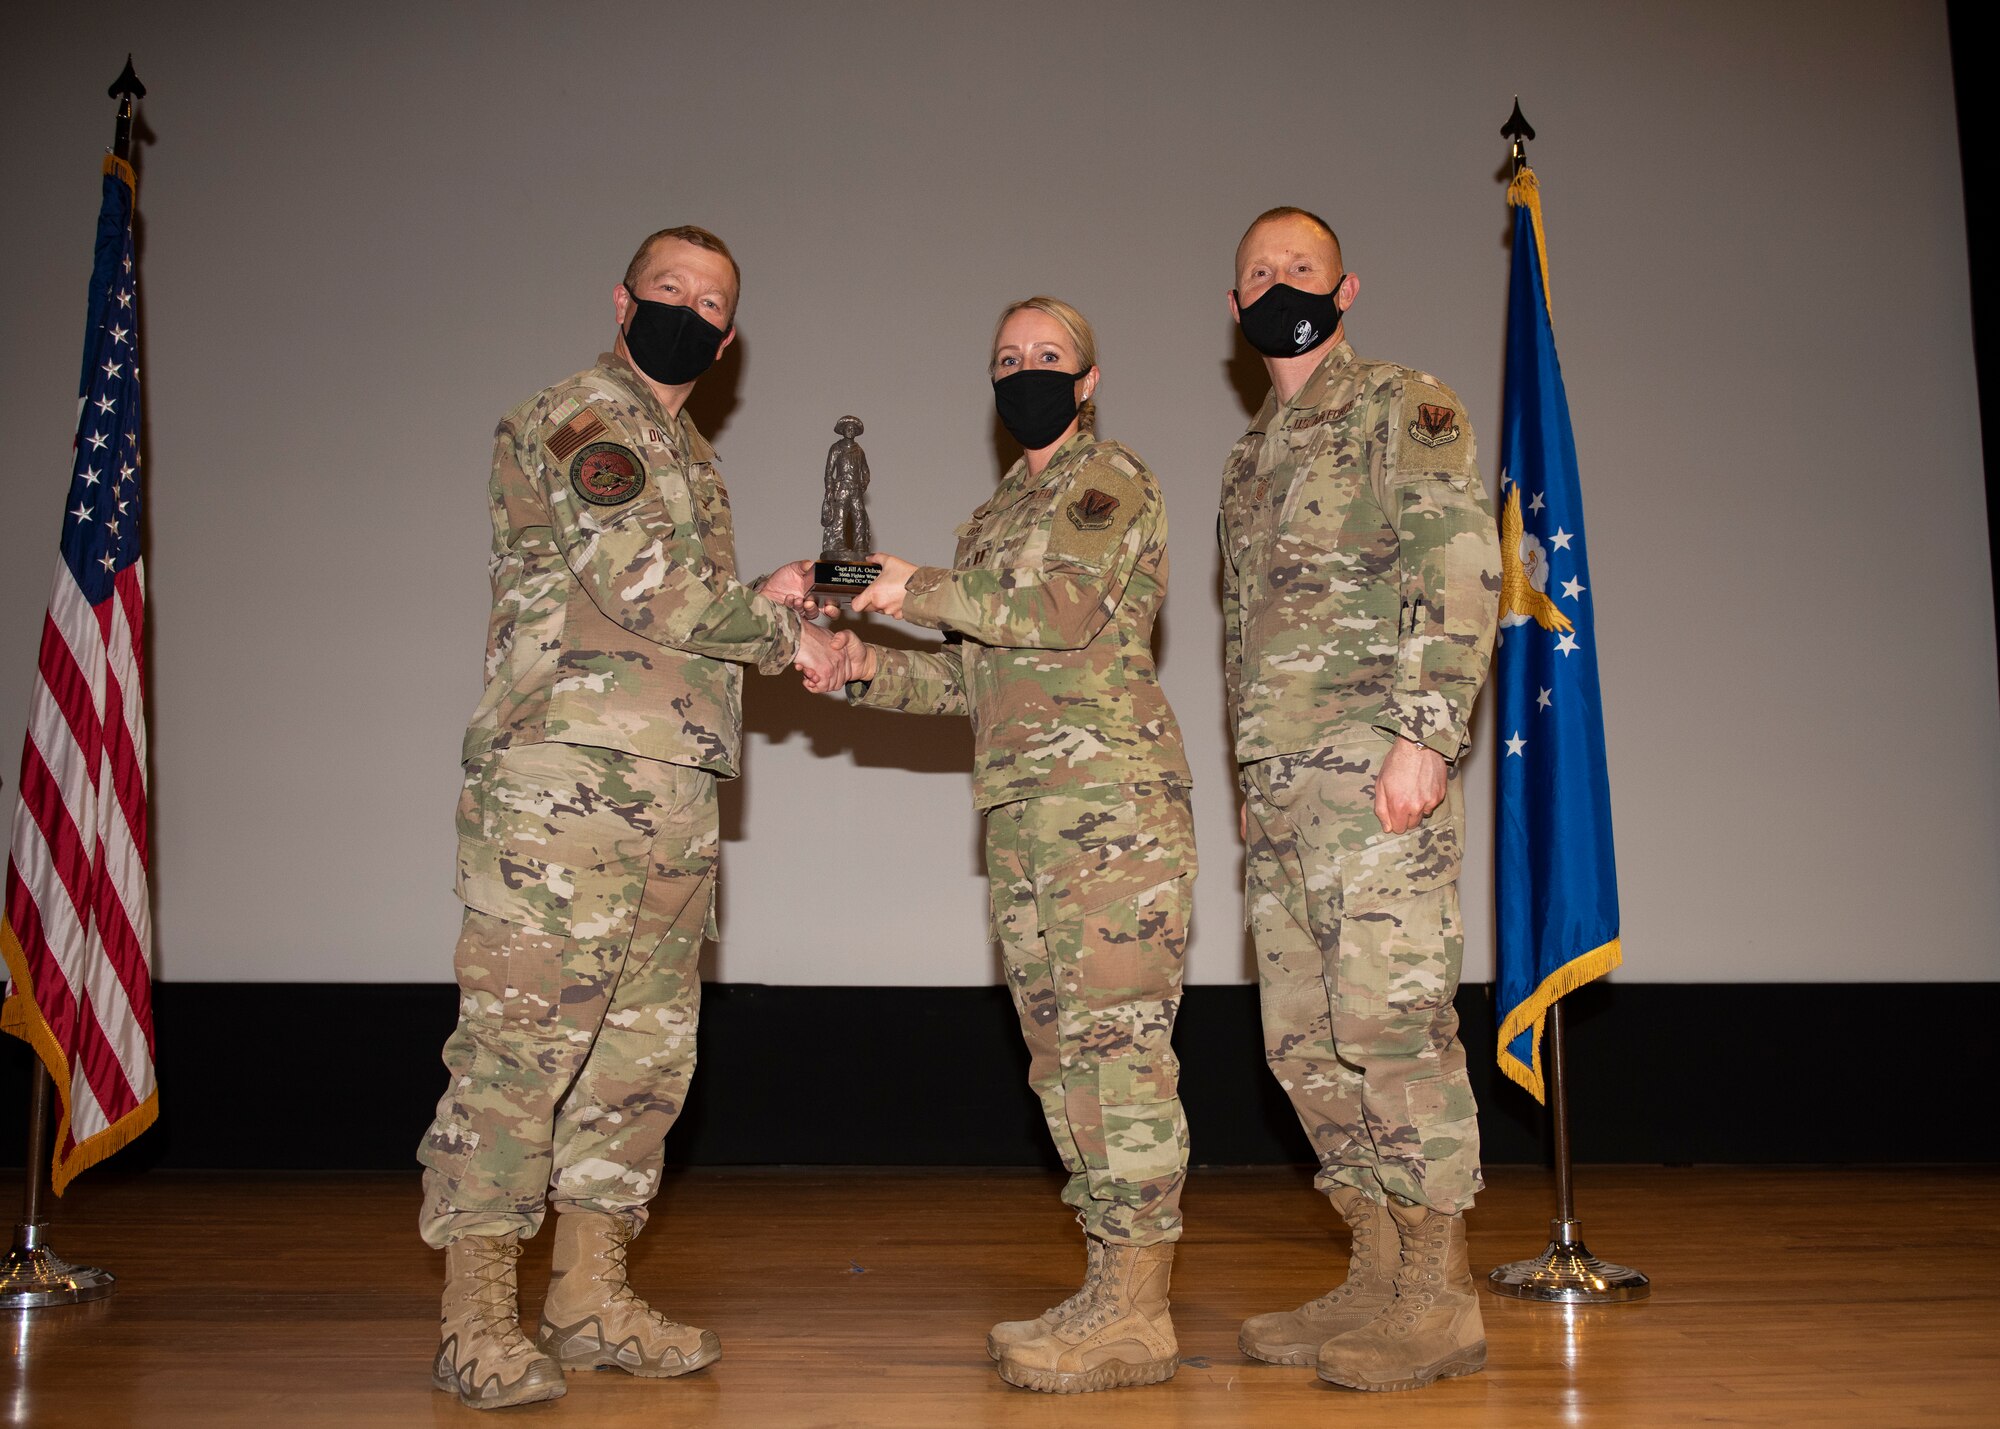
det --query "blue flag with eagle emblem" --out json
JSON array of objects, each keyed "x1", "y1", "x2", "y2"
[{"x1": 1491, "y1": 165, "x2": 1621, "y2": 1102}]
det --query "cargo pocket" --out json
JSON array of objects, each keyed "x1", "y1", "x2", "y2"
[
  {"x1": 457, "y1": 751, "x2": 652, "y2": 931},
  {"x1": 1333, "y1": 823, "x2": 1461, "y2": 1023},
  {"x1": 1094, "y1": 1053, "x2": 1188, "y2": 1193},
  {"x1": 450, "y1": 907, "x2": 567, "y2": 1032},
  {"x1": 1033, "y1": 829, "x2": 1183, "y2": 930},
  {"x1": 1403, "y1": 1065, "x2": 1481, "y2": 1178}
]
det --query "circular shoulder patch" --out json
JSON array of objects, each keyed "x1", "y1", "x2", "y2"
[{"x1": 569, "y1": 441, "x2": 646, "y2": 506}]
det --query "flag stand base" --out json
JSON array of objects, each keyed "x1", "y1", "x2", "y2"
[
  {"x1": 0, "y1": 1224, "x2": 115, "y2": 1309},
  {"x1": 1, "y1": 1061, "x2": 117, "y2": 1309},
  {"x1": 1486, "y1": 1217, "x2": 1649, "y2": 1303}
]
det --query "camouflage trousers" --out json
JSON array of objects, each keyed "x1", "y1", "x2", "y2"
[
  {"x1": 986, "y1": 782, "x2": 1196, "y2": 1246},
  {"x1": 418, "y1": 742, "x2": 717, "y2": 1248},
  {"x1": 1244, "y1": 740, "x2": 1482, "y2": 1214}
]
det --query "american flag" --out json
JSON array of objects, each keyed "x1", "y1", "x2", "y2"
[{"x1": 0, "y1": 153, "x2": 156, "y2": 1192}]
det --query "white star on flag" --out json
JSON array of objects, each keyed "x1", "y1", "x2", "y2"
[
  {"x1": 1556, "y1": 632, "x2": 1579, "y2": 656},
  {"x1": 1529, "y1": 492, "x2": 1545, "y2": 513},
  {"x1": 81, "y1": 467, "x2": 100, "y2": 487},
  {"x1": 102, "y1": 359, "x2": 121, "y2": 379},
  {"x1": 95, "y1": 394, "x2": 116, "y2": 415},
  {"x1": 1536, "y1": 687, "x2": 1552, "y2": 710},
  {"x1": 70, "y1": 503, "x2": 92, "y2": 523},
  {"x1": 86, "y1": 430, "x2": 108, "y2": 451},
  {"x1": 109, "y1": 325, "x2": 129, "y2": 345},
  {"x1": 117, "y1": 289, "x2": 132, "y2": 307},
  {"x1": 1561, "y1": 576, "x2": 1584, "y2": 600},
  {"x1": 1550, "y1": 528, "x2": 1573, "y2": 551},
  {"x1": 1505, "y1": 732, "x2": 1527, "y2": 756}
]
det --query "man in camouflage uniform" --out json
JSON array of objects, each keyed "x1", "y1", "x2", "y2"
[
  {"x1": 1218, "y1": 208, "x2": 1501, "y2": 1392},
  {"x1": 418, "y1": 225, "x2": 840, "y2": 1410}
]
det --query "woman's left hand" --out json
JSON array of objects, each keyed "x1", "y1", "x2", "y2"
[{"x1": 851, "y1": 553, "x2": 917, "y2": 620}]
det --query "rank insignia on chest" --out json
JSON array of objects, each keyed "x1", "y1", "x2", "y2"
[
  {"x1": 546, "y1": 405, "x2": 610, "y2": 463},
  {"x1": 570, "y1": 441, "x2": 646, "y2": 506},
  {"x1": 1408, "y1": 403, "x2": 1461, "y2": 448},
  {"x1": 1065, "y1": 488, "x2": 1121, "y2": 531}
]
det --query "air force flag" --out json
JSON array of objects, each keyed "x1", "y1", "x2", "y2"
[{"x1": 1492, "y1": 166, "x2": 1622, "y2": 1101}]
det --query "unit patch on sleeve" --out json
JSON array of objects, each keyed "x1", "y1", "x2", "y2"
[
  {"x1": 1407, "y1": 402, "x2": 1461, "y2": 448},
  {"x1": 546, "y1": 405, "x2": 611, "y2": 463},
  {"x1": 569, "y1": 441, "x2": 647, "y2": 506},
  {"x1": 1047, "y1": 459, "x2": 1145, "y2": 567},
  {"x1": 1066, "y1": 488, "x2": 1122, "y2": 532}
]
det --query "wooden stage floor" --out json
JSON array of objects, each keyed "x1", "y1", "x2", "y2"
[{"x1": 3, "y1": 1165, "x2": 1996, "y2": 1427}]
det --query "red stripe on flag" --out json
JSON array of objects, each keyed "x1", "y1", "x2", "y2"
[
  {"x1": 17, "y1": 741, "x2": 95, "y2": 921},
  {"x1": 117, "y1": 566, "x2": 146, "y2": 688},
  {"x1": 34, "y1": 614, "x2": 103, "y2": 773},
  {"x1": 3, "y1": 866, "x2": 82, "y2": 1048},
  {"x1": 90, "y1": 852, "x2": 154, "y2": 1056},
  {"x1": 65, "y1": 988, "x2": 136, "y2": 1141},
  {"x1": 101, "y1": 668, "x2": 148, "y2": 872}
]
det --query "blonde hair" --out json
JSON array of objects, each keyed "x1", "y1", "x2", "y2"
[{"x1": 992, "y1": 295, "x2": 1099, "y2": 434}]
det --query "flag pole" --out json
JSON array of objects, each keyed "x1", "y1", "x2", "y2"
[
  {"x1": 0, "y1": 56, "x2": 146, "y2": 1311},
  {"x1": 1483, "y1": 100, "x2": 1647, "y2": 1304}
]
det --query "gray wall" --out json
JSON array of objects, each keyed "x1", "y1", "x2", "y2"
[{"x1": 2, "y1": 1, "x2": 1992, "y2": 985}]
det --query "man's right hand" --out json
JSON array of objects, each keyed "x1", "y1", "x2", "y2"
[
  {"x1": 794, "y1": 622, "x2": 844, "y2": 693},
  {"x1": 762, "y1": 559, "x2": 817, "y2": 611}
]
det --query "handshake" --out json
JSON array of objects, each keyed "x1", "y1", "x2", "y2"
[{"x1": 760, "y1": 555, "x2": 916, "y2": 695}]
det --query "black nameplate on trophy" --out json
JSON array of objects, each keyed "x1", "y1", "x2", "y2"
[{"x1": 810, "y1": 560, "x2": 883, "y2": 602}]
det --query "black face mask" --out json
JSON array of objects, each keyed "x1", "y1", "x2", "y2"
[
  {"x1": 993, "y1": 368, "x2": 1086, "y2": 450},
  {"x1": 1235, "y1": 280, "x2": 1346, "y2": 359},
  {"x1": 623, "y1": 295, "x2": 728, "y2": 385}
]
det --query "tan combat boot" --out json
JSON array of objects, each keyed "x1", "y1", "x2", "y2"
[
  {"x1": 988, "y1": 1236, "x2": 1108, "y2": 1361},
  {"x1": 1316, "y1": 1199, "x2": 1486, "y2": 1391},
  {"x1": 1239, "y1": 1185, "x2": 1397, "y2": 1364},
  {"x1": 535, "y1": 1209, "x2": 722, "y2": 1377},
  {"x1": 432, "y1": 1234, "x2": 567, "y2": 1410},
  {"x1": 997, "y1": 1241, "x2": 1178, "y2": 1394}
]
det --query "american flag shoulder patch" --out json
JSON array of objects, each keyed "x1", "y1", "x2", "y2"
[{"x1": 545, "y1": 403, "x2": 610, "y2": 463}]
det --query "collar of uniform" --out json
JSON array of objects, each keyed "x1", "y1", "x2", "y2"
[
  {"x1": 594, "y1": 352, "x2": 714, "y2": 464},
  {"x1": 1245, "y1": 338, "x2": 1359, "y2": 438},
  {"x1": 977, "y1": 430, "x2": 1095, "y2": 518},
  {"x1": 1274, "y1": 339, "x2": 1358, "y2": 428}
]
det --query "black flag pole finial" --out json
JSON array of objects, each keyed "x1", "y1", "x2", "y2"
[
  {"x1": 108, "y1": 56, "x2": 146, "y2": 100},
  {"x1": 108, "y1": 56, "x2": 144, "y2": 163},
  {"x1": 1502, "y1": 97, "x2": 1534, "y2": 176}
]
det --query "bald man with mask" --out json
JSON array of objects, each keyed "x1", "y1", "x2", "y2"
[
  {"x1": 1218, "y1": 207, "x2": 1501, "y2": 1393},
  {"x1": 419, "y1": 226, "x2": 842, "y2": 1410}
]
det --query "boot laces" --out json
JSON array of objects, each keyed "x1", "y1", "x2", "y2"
[
  {"x1": 1046, "y1": 1238, "x2": 1109, "y2": 1321},
  {"x1": 1385, "y1": 1222, "x2": 1450, "y2": 1330},
  {"x1": 463, "y1": 1239, "x2": 525, "y2": 1332},
  {"x1": 1301, "y1": 1217, "x2": 1379, "y2": 1312},
  {"x1": 596, "y1": 1222, "x2": 647, "y2": 1309}
]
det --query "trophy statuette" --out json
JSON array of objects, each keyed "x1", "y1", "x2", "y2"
[{"x1": 811, "y1": 415, "x2": 883, "y2": 604}]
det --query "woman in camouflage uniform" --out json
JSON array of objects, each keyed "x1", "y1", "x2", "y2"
[{"x1": 831, "y1": 298, "x2": 1196, "y2": 1394}]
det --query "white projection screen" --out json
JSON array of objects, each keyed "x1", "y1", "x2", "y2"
[{"x1": 1, "y1": 0, "x2": 1993, "y2": 987}]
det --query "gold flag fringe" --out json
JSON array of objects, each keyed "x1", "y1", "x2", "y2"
[
  {"x1": 1, "y1": 920, "x2": 159, "y2": 1194},
  {"x1": 1507, "y1": 164, "x2": 1553, "y2": 321},
  {"x1": 1495, "y1": 936, "x2": 1622, "y2": 1104}
]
